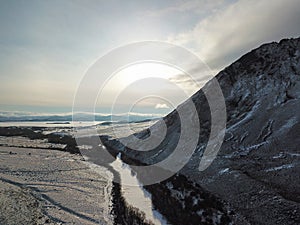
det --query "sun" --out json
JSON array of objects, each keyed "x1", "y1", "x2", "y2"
[
  {"x1": 96, "y1": 62, "x2": 194, "y2": 110},
  {"x1": 115, "y1": 62, "x2": 182, "y2": 86}
]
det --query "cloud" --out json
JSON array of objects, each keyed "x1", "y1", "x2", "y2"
[
  {"x1": 155, "y1": 103, "x2": 170, "y2": 109},
  {"x1": 168, "y1": 0, "x2": 300, "y2": 71},
  {"x1": 2, "y1": 0, "x2": 299, "y2": 113},
  {"x1": 144, "y1": 0, "x2": 227, "y2": 17}
]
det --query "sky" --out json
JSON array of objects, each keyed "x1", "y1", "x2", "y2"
[{"x1": 0, "y1": 0, "x2": 300, "y2": 116}]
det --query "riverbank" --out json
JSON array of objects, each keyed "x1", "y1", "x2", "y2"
[
  {"x1": 101, "y1": 140, "x2": 235, "y2": 225},
  {"x1": 0, "y1": 145, "x2": 159, "y2": 225}
]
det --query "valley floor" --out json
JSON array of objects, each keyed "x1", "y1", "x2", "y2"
[{"x1": 0, "y1": 146, "x2": 114, "y2": 225}]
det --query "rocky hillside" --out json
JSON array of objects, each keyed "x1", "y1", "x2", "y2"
[
  {"x1": 188, "y1": 37, "x2": 300, "y2": 224},
  {"x1": 104, "y1": 37, "x2": 300, "y2": 224}
]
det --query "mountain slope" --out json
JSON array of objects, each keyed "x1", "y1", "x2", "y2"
[
  {"x1": 104, "y1": 37, "x2": 300, "y2": 224},
  {"x1": 188, "y1": 37, "x2": 300, "y2": 224}
]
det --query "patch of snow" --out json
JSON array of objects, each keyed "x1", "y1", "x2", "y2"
[
  {"x1": 266, "y1": 163, "x2": 295, "y2": 172},
  {"x1": 288, "y1": 152, "x2": 300, "y2": 157},
  {"x1": 193, "y1": 197, "x2": 199, "y2": 206},
  {"x1": 228, "y1": 100, "x2": 260, "y2": 131},
  {"x1": 219, "y1": 168, "x2": 230, "y2": 175},
  {"x1": 170, "y1": 189, "x2": 185, "y2": 200},
  {"x1": 166, "y1": 181, "x2": 173, "y2": 189},
  {"x1": 241, "y1": 141, "x2": 266, "y2": 154},
  {"x1": 196, "y1": 210, "x2": 204, "y2": 216},
  {"x1": 273, "y1": 152, "x2": 285, "y2": 159},
  {"x1": 273, "y1": 152, "x2": 300, "y2": 159},
  {"x1": 78, "y1": 145, "x2": 93, "y2": 150},
  {"x1": 278, "y1": 116, "x2": 297, "y2": 133}
]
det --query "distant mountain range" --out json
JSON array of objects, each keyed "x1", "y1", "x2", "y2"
[{"x1": 0, "y1": 112, "x2": 161, "y2": 122}]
